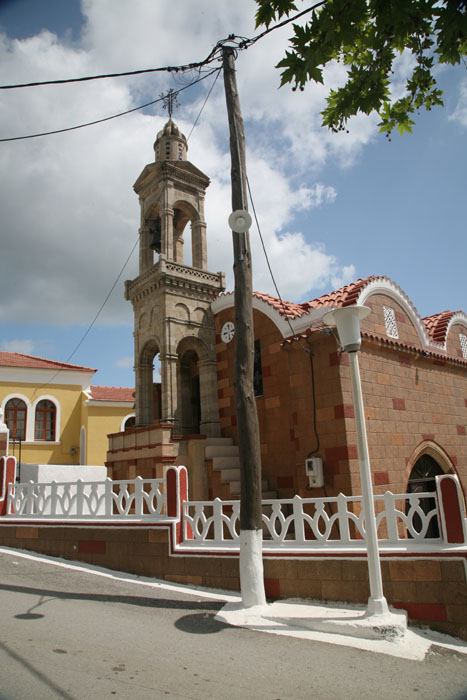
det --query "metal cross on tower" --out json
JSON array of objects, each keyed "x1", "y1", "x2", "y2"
[{"x1": 161, "y1": 88, "x2": 180, "y2": 118}]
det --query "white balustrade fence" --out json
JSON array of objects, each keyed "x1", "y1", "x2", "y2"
[
  {"x1": 2, "y1": 462, "x2": 465, "y2": 552},
  {"x1": 182, "y1": 489, "x2": 445, "y2": 550},
  {"x1": 7, "y1": 476, "x2": 169, "y2": 520}
]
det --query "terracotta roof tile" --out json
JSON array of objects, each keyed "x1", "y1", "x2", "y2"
[
  {"x1": 251, "y1": 277, "x2": 376, "y2": 319},
  {"x1": 0, "y1": 352, "x2": 96, "y2": 372},
  {"x1": 89, "y1": 386, "x2": 135, "y2": 402},
  {"x1": 252, "y1": 292, "x2": 306, "y2": 319},
  {"x1": 306, "y1": 276, "x2": 376, "y2": 309},
  {"x1": 422, "y1": 310, "x2": 457, "y2": 344}
]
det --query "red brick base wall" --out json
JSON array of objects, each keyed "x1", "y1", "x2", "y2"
[{"x1": 0, "y1": 523, "x2": 466, "y2": 640}]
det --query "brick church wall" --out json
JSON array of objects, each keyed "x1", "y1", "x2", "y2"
[{"x1": 214, "y1": 294, "x2": 467, "y2": 502}]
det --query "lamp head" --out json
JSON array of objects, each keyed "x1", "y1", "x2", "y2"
[
  {"x1": 228, "y1": 210, "x2": 252, "y2": 233},
  {"x1": 322, "y1": 305, "x2": 371, "y2": 353}
]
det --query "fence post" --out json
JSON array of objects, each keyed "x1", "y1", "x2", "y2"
[
  {"x1": 76, "y1": 479, "x2": 84, "y2": 517},
  {"x1": 437, "y1": 474, "x2": 466, "y2": 544},
  {"x1": 336, "y1": 493, "x2": 351, "y2": 543},
  {"x1": 292, "y1": 495, "x2": 305, "y2": 544},
  {"x1": 0, "y1": 456, "x2": 16, "y2": 516},
  {"x1": 0, "y1": 410, "x2": 9, "y2": 459},
  {"x1": 166, "y1": 466, "x2": 191, "y2": 545},
  {"x1": 383, "y1": 491, "x2": 400, "y2": 543},
  {"x1": 134, "y1": 476, "x2": 143, "y2": 516}
]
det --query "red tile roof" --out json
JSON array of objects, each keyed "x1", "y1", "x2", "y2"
[
  {"x1": 252, "y1": 292, "x2": 307, "y2": 319},
  {"x1": 422, "y1": 311, "x2": 459, "y2": 344},
  {"x1": 0, "y1": 352, "x2": 96, "y2": 372},
  {"x1": 89, "y1": 386, "x2": 135, "y2": 402},
  {"x1": 306, "y1": 277, "x2": 376, "y2": 309},
  {"x1": 252, "y1": 277, "x2": 376, "y2": 319}
]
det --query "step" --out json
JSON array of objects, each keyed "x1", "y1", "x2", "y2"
[
  {"x1": 212, "y1": 456, "x2": 240, "y2": 470},
  {"x1": 205, "y1": 437, "x2": 233, "y2": 447},
  {"x1": 230, "y1": 478, "x2": 271, "y2": 496},
  {"x1": 219, "y1": 468, "x2": 241, "y2": 482},
  {"x1": 205, "y1": 445, "x2": 239, "y2": 458}
]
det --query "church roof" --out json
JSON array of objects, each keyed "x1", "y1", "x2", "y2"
[
  {"x1": 421, "y1": 310, "x2": 461, "y2": 344},
  {"x1": 305, "y1": 277, "x2": 376, "y2": 309},
  {"x1": 0, "y1": 352, "x2": 96, "y2": 373},
  {"x1": 252, "y1": 292, "x2": 307, "y2": 319},
  {"x1": 251, "y1": 277, "x2": 376, "y2": 319}
]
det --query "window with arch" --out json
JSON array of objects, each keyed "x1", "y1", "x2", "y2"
[
  {"x1": 35, "y1": 400, "x2": 56, "y2": 441},
  {"x1": 123, "y1": 415, "x2": 136, "y2": 431},
  {"x1": 5, "y1": 398, "x2": 27, "y2": 440}
]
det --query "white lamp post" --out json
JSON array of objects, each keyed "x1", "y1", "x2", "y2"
[{"x1": 323, "y1": 305, "x2": 389, "y2": 617}]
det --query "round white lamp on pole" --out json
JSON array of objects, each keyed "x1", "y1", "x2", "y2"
[{"x1": 323, "y1": 305, "x2": 389, "y2": 617}]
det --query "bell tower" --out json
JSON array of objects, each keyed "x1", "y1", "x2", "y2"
[{"x1": 125, "y1": 119, "x2": 225, "y2": 436}]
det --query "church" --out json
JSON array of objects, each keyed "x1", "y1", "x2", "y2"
[{"x1": 106, "y1": 118, "x2": 467, "y2": 513}]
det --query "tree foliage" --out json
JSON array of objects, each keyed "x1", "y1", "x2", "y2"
[{"x1": 255, "y1": 0, "x2": 467, "y2": 135}]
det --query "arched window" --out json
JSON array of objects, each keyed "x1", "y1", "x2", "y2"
[
  {"x1": 407, "y1": 454, "x2": 444, "y2": 538},
  {"x1": 123, "y1": 415, "x2": 136, "y2": 431},
  {"x1": 5, "y1": 398, "x2": 27, "y2": 440},
  {"x1": 35, "y1": 400, "x2": 56, "y2": 441}
]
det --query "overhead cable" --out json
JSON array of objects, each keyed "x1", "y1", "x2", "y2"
[
  {"x1": 0, "y1": 4, "x2": 325, "y2": 91},
  {"x1": 0, "y1": 67, "x2": 221, "y2": 143}
]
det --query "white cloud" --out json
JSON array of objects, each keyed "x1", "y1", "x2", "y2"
[
  {"x1": 0, "y1": 339, "x2": 36, "y2": 354},
  {"x1": 115, "y1": 356, "x2": 133, "y2": 369},
  {"x1": 0, "y1": 0, "x2": 364, "y2": 328},
  {"x1": 449, "y1": 80, "x2": 467, "y2": 127}
]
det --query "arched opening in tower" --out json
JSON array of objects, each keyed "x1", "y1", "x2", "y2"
[
  {"x1": 136, "y1": 341, "x2": 162, "y2": 427},
  {"x1": 179, "y1": 349, "x2": 201, "y2": 435}
]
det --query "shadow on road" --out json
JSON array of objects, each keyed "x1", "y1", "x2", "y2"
[{"x1": 0, "y1": 581, "x2": 225, "y2": 615}]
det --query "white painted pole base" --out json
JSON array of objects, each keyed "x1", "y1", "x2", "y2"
[
  {"x1": 239, "y1": 529, "x2": 267, "y2": 608},
  {"x1": 366, "y1": 596, "x2": 390, "y2": 617}
]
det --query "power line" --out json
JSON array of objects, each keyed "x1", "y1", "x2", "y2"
[
  {"x1": 0, "y1": 42, "x2": 224, "y2": 90},
  {"x1": 186, "y1": 69, "x2": 221, "y2": 142},
  {"x1": 0, "y1": 5, "x2": 324, "y2": 92},
  {"x1": 0, "y1": 67, "x2": 221, "y2": 143}
]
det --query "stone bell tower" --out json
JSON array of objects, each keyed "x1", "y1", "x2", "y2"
[{"x1": 125, "y1": 119, "x2": 225, "y2": 436}]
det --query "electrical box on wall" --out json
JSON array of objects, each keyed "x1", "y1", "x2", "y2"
[{"x1": 305, "y1": 456, "x2": 324, "y2": 488}]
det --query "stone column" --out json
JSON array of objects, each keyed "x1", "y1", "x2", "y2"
[
  {"x1": 139, "y1": 225, "x2": 154, "y2": 274},
  {"x1": 135, "y1": 361, "x2": 154, "y2": 427},
  {"x1": 159, "y1": 352, "x2": 179, "y2": 429},
  {"x1": 198, "y1": 358, "x2": 220, "y2": 437},
  {"x1": 160, "y1": 207, "x2": 174, "y2": 261},
  {"x1": 192, "y1": 221, "x2": 207, "y2": 270}
]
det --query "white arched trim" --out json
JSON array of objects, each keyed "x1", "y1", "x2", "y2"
[
  {"x1": 121, "y1": 413, "x2": 136, "y2": 432},
  {"x1": 1, "y1": 393, "x2": 33, "y2": 441},
  {"x1": 445, "y1": 312, "x2": 467, "y2": 350},
  {"x1": 356, "y1": 277, "x2": 441, "y2": 352},
  {"x1": 211, "y1": 292, "x2": 329, "y2": 338},
  {"x1": 31, "y1": 395, "x2": 61, "y2": 443},
  {"x1": 80, "y1": 425, "x2": 86, "y2": 465}
]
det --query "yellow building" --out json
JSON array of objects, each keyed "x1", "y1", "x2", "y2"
[{"x1": 0, "y1": 352, "x2": 134, "y2": 467}]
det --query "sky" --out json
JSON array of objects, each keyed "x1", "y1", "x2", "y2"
[{"x1": 0, "y1": 0, "x2": 465, "y2": 388}]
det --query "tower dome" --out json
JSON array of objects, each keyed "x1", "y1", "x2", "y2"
[{"x1": 153, "y1": 119, "x2": 188, "y2": 162}]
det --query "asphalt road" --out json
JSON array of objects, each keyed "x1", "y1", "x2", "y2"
[{"x1": 0, "y1": 549, "x2": 466, "y2": 700}]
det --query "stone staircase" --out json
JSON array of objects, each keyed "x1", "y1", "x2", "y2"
[{"x1": 205, "y1": 437, "x2": 277, "y2": 500}]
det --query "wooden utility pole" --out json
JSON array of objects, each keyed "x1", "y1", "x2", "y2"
[{"x1": 222, "y1": 46, "x2": 266, "y2": 607}]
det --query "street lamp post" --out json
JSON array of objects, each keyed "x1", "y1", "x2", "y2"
[{"x1": 323, "y1": 306, "x2": 389, "y2": 617}]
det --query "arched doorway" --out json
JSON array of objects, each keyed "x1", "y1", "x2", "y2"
[
  {"x1": 179, "y1": 349, "x2": 201, "y2": 435},
  {"x1": 407, "y1": 454, "x2": 444, "y2": 538}
]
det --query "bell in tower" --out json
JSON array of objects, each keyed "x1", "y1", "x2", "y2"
[
  {"x1": 125, "y1": 117, "x2": 225, "y2": 437},
  {"x1": 148, "y1": 218, "x2": 161, "y2": 254}
]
